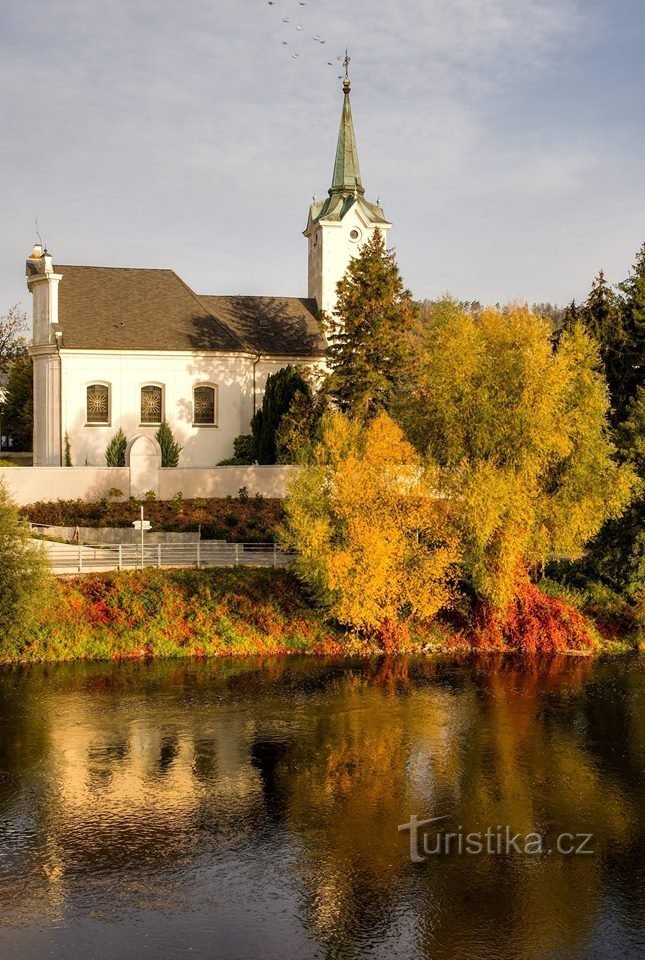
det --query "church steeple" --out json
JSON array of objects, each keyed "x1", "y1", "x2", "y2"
[
  {"x1": 330, "y1": 53, "x2": 364, "y2": 197},
  {"x1": 304, "y1": 57, "x2": 391, "y2": 316}
]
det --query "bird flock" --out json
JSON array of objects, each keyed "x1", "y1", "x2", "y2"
[{"x1": 265, "y1": 0, "x2": 346, "y2": 74}]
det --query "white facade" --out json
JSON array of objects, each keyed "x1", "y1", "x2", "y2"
[{"x1": 55, "y1": 350, "x2": 319, "y2": 467}]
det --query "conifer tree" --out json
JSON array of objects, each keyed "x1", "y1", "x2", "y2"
[
  {"x1": 579, "y1": 270, "x2": 626, "y2": 420},
  {"x1": 105, "y1": 428, "x2": 127, "y2": 467},
  {"x1": 253, "y1": 365, "x2": 311, "y2": 464},
  {"x1": 155, "y1": 420, "x2": 182, "y2": 468},
  {"x1": 2, "y1": 355, "x2": 33, "y2": 451},
  {"x1": 325, "y1": 230, "x2": 420, "y2": 421},
  {"x1": 617, "y1": 243, "x2": 645, "y2": 417}
]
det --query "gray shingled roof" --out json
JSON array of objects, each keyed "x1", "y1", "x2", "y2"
[
  {"x1": 53, "y1": 265, "x2": 326, "y2": 357},
  {"x1": 200, "y1": 295, "x2": 326, "y2": 356}
]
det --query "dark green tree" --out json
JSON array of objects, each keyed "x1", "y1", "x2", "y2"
[
  {"x1": 105, "y1": 428, "x2": 127, "y2": 467},
  {"x1": 579, "y1": 270, "x2": 626, "y2": 420},
  {"x1": 275, "y1": 388, "x2": 327, "y2": 464},
  {"x1": 155, "y1": 420, "x2": 182, "y2": 467},
  {"x1": 253, "y1": 366, "x2": 311, "y2": 464},
  {"x1": 325, "y1": 230, "x2": 420, "y2": 421},
  {"x1": 2, "y1": 355, "x2": 33, "y2": 451},
  {"x1": 617, "y1": 243, "x2": 645, "y2": 418},
  {"x1": 584, "y1": 386, "x2": 644, "y2": 603}
]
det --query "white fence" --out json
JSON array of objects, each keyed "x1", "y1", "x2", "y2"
[{"x1": 45, "y1": 541, "x2": 291, "y2": 574}]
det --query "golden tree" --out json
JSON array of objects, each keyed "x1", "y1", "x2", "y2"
[
  {"x1": 407, "y1": 301, "x2": 637, "y2": 617},
  {"x1": 282, "y1": 412, "x2": 459, "y2": 645}
]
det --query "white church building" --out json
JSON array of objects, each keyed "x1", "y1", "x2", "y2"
[{"x1": 27, "y1": 72, "x2": 390, "y2": 468}]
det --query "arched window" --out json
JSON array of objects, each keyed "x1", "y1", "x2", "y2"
[
  {"x1": 193, "y1": 385, "x2": 217, "y2": 426},
  {"x1": 86, "y1": 383, "x2": 110, "y2": 425},
  {"x1": 140, "y1": 384, "x2": 163, "y2": 425}
]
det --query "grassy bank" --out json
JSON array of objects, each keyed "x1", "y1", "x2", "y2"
[
  {"x1": 13, "y1": 568, "x2": 343, "y2": 663},
  {"x1": 2, "y1": 567, "x2": 638, "y2": 665}
]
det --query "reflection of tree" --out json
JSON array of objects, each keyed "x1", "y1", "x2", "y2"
[
  {"x1": 0, "y1": 656, "x2": 642, "y2": 959},
  {"x1": 263, "y1": 657, "x2": 643, "y2": 960}
]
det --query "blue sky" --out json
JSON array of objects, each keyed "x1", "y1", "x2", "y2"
[{"x1": 1, "y1": 0, "x2": 644, "y2": 319}]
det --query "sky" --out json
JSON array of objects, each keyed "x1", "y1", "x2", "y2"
[{"x1": 1, "y1": 0, "x2": 644, "y2": 321}]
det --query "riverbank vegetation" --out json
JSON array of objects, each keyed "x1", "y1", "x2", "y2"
[{"x1": 13, "y1": 568, "x2": 349, "y2": 664}]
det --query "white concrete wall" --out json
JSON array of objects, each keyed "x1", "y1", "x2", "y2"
[
  {"x1": 0, "y1": 465, "x2": 297, "y2": 505},
  {"x1": 0, "y1": 467, "x2": 130, "y2": 506},
  {"x1": 159, "y1": 465, "x2": 297, "y2": 500}
]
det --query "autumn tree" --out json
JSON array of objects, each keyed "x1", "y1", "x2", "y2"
[
  {"x1": 0, "y1": 305, "x2": 28, "y2": 374},
  {"x1": 0, "y1": 481, "x2": 52, "y2": 655},
  {"x1": 324, "y1": 230, "x2": 420, "y2": 421},
  {"x1": 281, "y1": 412, "x2": 459, "y2": 647},
  {"x1": 407, "y1": 301, "x2": 635, "y2": 625}
]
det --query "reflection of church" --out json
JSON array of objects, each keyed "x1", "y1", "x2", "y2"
[{"x1": 26, "y1": 68, "x2": 390, "y2": 467}]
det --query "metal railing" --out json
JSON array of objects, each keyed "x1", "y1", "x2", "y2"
[{"x1": 44, "y1": 541, "x2": 291, "y2": 574}]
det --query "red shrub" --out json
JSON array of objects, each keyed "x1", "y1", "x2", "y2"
[{"x1": 472, "y1": 580, "x2": 597, "y2": 654}]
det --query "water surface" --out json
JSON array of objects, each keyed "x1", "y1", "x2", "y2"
[{"x1": 0, "y1": 655, "x2": 643, "y2": 959}]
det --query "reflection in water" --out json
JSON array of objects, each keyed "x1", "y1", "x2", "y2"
[{"x1": 0, "y1": 656, "x2": 642, "y2": 959}]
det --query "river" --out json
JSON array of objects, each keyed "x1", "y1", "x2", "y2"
[{"x1": 0, "y1": 655, "x2": 642, "y2": 959}]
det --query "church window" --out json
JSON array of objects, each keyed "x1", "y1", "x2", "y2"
[
  {"x1": 349, "y1": 228, "x2": 361, "y2": 242},
  {"x1": 86, "y1": 384, "x2": 110, "y2": 424},
  {"x1": 140, "y1": 385, "x2": 163, "y2": 424},
  {"x1": 193, "y1": 385, "x2": 217, "y2": 426}
]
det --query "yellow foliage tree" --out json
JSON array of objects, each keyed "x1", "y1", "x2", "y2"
[
  {"x1": 406, "y1": 302, "x2": 637, "y2": 613},
  {"x1": 281, "y1": 412, "x2": 459, "y2": 644}
]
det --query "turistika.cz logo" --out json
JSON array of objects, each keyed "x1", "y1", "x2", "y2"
[{"x1": 398, "y1": 815, "x2": 595, "y2": 863}]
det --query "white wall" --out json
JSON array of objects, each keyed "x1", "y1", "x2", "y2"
[
  {"x1": 0, "y1": 467, "x2": 130, "y2": 506},
  {"x1": 0, "y1": 465, "x2": 297, "y2": 505},
  {"x1": 159, "y1": 465, "x2": 297, "y2": 499}
]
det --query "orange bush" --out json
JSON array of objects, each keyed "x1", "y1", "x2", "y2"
[{"x1": 472, "y1": 579, "x2": 598, "y2": 653}]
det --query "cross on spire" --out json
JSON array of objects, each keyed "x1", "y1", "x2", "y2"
[{"x1": 343, "y1": 49, "x2": 351, "y2": 91}]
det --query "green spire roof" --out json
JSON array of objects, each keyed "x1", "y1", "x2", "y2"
[{"x1": 330, "y1": 75, "x2": 364, "y2": 197}]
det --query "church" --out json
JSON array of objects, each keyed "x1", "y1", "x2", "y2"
[{"x1": 26, "y1": 71, "x2": 390, "y2": 468}]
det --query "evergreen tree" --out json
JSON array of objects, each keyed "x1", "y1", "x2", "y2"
[
  {"x1": 253, "y1": 366, "x2": 311, "y2": 464},
  {"x1": 105, "y1": 428, "x2": 127, "y2": 467},
  {"x1": 325, "y1": 230, "x2": 420, "y2": 421},
  {"x1": 2, "y1": 355, "x2": 33, "y2": 451},
  {"x1": 578, "y1": 271, "x2": 626, "y2": 420},
  {"x1": 155, "y1": 420, "x2": 182, "y2": 468},
  {"x1": 584, "y1": 386, "x2": 644, "y2": 603},
  {"x1": 617, "y1": 243, "x2": 645, "y2": 418}
]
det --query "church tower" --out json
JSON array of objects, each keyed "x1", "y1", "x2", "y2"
[{"x1": 304, "y1": 56, "x2": 391, "y2": 317}]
